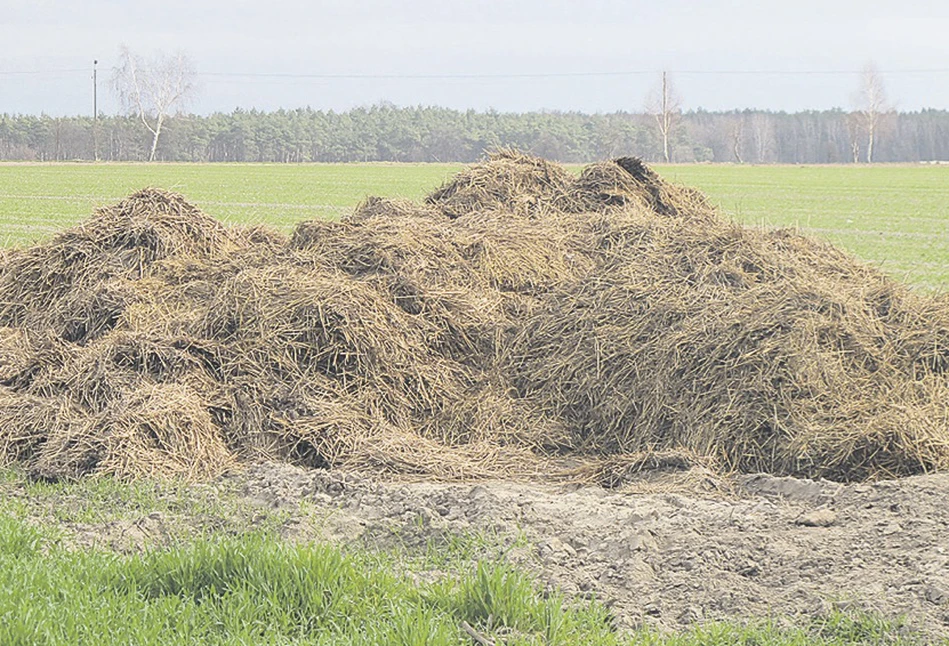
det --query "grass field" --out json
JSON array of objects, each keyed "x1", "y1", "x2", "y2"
[
  {"x1": 2, "y1": 161, "x2": 947, "y2": 289},
  {"x1": 0, "y1": 163, "x2": 461, "y2": 238}
]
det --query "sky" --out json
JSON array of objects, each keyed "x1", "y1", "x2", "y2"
[{"x1": 2, "y1": 0, "x2": 948, "y2": 116}]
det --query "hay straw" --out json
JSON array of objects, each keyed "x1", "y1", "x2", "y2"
[{"x1": 0, "y1": 156, "x2": 947, "y2": 483}]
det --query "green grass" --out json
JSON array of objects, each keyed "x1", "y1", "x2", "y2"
[
  {"x1": 0, "y1": 511, "x2": 930, "y2": 646},
  {"x1": 1, "y1": 161, "x2": 947, "y2": 288},
  {"x1": 0, "y1": 512, "x2": 619, "y2": 645}
]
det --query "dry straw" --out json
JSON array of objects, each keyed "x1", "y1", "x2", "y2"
[{"x1": 0, "y1": 151, "x2": 947, "y2": 482}]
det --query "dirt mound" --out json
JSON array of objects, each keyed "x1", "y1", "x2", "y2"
[{"x1": 1, "y1": 151, "x2": 948, "y2": 481}]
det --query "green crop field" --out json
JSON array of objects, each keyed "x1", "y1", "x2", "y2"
[
  {"x1": 0, "y1": 163, "x2": 462, "y2": 239},
  {"x1": 1, "y1": 162, "x2": 947, "y2": 289}
]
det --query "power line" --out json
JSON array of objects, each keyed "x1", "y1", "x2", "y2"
[
  {"x1": 202, "y1": 70, "x2": 653, "y2": 79},
  {"x1": 0, "y1": 69, "x2": 87, "y2": 76},
  {"x1": 4, "y1": 67, "x2": 949, "y2": 80},
  {"x1": 199, "y1": 68, "x2": 949, "y2": 80}
]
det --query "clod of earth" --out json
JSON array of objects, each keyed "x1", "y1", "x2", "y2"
[
  {"x1": 0, "y1": 150, "x2": 948, "y2": 482},
  {"x1": 796, "y1": 508, "x2": 838, "y2": 527}
]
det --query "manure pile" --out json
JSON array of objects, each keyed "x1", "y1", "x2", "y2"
[{"x1": 1, "y1": 151, "x2": 949, "y2": 482}]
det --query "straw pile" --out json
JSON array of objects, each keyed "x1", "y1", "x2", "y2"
[{"x1": 1, "y1": 151, "x2": 948, "y2": 482}]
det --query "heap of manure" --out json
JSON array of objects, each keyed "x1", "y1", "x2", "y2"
[{"x1": 1, "y1": 150, "x2": 948, "y2": 482}]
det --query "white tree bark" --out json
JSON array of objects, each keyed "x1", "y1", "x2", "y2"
[
  {"x1": 646, "y1": 72, "x2": 681, "y2": 163},
  {"x1": 113, "y1": 46, "x2": 196, "y2": 162},
  {"x1": 750, "y1": 113, "x2": 775, "y2": 163},
  {"x1": 853, "y1": 62, "x2": 890, "y2": 164}
]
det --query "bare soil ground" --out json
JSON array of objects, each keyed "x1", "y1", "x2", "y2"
[{"x1": 7, "y1": 463, "x2": 948, "y2": 641}]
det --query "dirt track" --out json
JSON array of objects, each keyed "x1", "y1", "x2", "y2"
[{"x1": 230, "y1": 463, "x2": 949, "y2": 639}]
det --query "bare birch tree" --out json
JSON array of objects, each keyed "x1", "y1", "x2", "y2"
[
  {"x1": 750, "y1": 113, "x2": 776, "y2": 163},
  {"x1": 112, "y1": 45, "x2": 196, "y2": 162},
  {"x1": 645, "y1": 71, "x2": 681, "y2": 163},
  {"x1": 730, "y1": 113, "x2": 745, "y2": 163},
  {"x1": 852, "y1": 62, "x2": 890, "y2": 163},
  {"x1": 846, "y1": 112, "x2": 862, "y2": 163}
]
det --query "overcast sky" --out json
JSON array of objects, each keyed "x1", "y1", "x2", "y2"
[{"x1": 2, "y1": 0, "x2": 948, "y2": 116}]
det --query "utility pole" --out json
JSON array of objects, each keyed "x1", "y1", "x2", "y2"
[
  {"x1": 93, "y1": 60, "x2": 99, "y2": 161},
  {"x1": 661, "y1": 71, "x2": 669, "y2": 163}
]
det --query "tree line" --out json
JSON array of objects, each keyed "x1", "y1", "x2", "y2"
[{"x1": 2, "y1": 105, "x2": 948, "y2": 164}]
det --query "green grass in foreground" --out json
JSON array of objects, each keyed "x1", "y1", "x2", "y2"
[
  {"x1": 0, "y1": 513, "x2": 609, "y2": 645},
  {"x1": 0, "y1": 511, "x2": 929, "y2": 646},
  {"x1": 1, "y1": 162, "x2": 947, "y2": 288}
]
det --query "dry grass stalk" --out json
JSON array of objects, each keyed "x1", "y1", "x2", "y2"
[{"x1": 0, "y1": 151, "x2": 947, "y2": 482}]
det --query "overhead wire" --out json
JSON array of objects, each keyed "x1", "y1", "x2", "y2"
[{"x1": 3, "y1": 67, "x2": 949, "y2": 80}]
